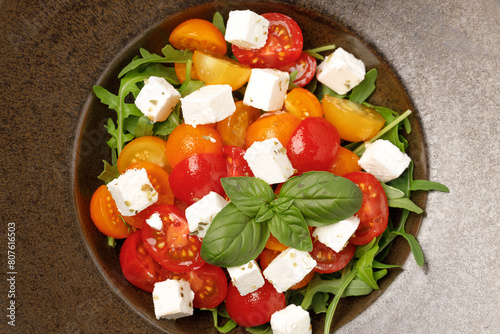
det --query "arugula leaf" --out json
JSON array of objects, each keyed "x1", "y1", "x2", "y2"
[
  {"x1": 201, "y1": 203, "x2": 270, "y2": 267},
  {"x1": 212, "y1": 12, "x2": 226, "y2": 35},
  {"x1": 153, "y1": 108, "x2": 182, "y2": 137},
  {"x1": 349, "y1": 68, "x2": 378, "y2": 104},
  {"x1": 356, "y1": 243, "x2": 380, "y2": 290},
  {"x1": 118, "y1": 49, "x2": 168, "y2": 78},
  {"x1": 304, "y1": 44, "x2": 336, "y2": 60},
  {"x1": 97, "y1": 160, "x2": 119, "y2": 184},
  {"x1": 209, "y1": 308, "x2": 237, "y2": 333},
  {"x1": 161, "y1": 45, "x2": 193, "y2": 62},
  {"x1": 381, "y1": 183, "x2": 405, "y2": 200},
  {"x1": 387, "y1": 198, "x2": 423, "y2": 214},
  {"x1": 279, "y1": 171, "x2": 363, "y2": 226},
  {"x1": 410, "y1": 180, "x2": 450, "y2": 192},
  {"x1": 221, "y1": 177, "x2": 275, "y2": 217},
  {"x1": 268, "y1": 205, "x2": 312, "y2": 252}
]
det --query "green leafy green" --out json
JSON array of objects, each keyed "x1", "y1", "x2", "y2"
[
  {"x1": 221, "y1": 177, "x2": 275, "y2": 217},
  {"x1": 349, "y1": 68, "x2": 378, "y2": 104},
  {"x1": 268, "y1": 205, "x2": 312, "y2": 252},
  {"x1": 212, "y1": 12, "x2": 226, "y2": 35},
  {"x1": 97, "y1": 160, "x2": 119, "y2": 184}
]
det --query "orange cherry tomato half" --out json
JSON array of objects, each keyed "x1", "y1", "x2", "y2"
[
  {"x1": 284, "y1": 87, "x2": 323, "y2": 120},
  {"x1": 165, "y1": 123, "x2": 223, "y2": 169},
  {"x1": 217, "y1": 101, "x2": 260, "y2": 148},
  {"x1": 125, "y1": 161, "x2": 174, "y2": 206},
  {"x1": 322, "y1": 95, "x2": 386, "y2": 142},
  {"x1": 264, "y1": 234, "x2": 288, "y2": 252},
  {"x1": 174, "y1": 62, "x2": 200, "y2": 83},
  {"x1": 117, "y1": 136, "x2": 170, "y2": 173},
  {"x1": 192, "y1": 50, "x2": 251, "y2": 91},
  {"x1": 169, "y1": 19, "x2": 227, "y2": 55},
  {"x1": 90, "y1": 185, "x2": 134, "y2": 239},
  {"x1": 245, "y1": 111, "x2": 300, "y2": 149},
  {"x1": 328, "y1": 146, "x2": 362, "y2": 176}
]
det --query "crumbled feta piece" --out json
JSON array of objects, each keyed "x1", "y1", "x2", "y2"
[
  {"x1": 263, "y1": 248, "x2": 317, "y2": 293},
  {"x1": 106, "y1": 168, "x2": 158, "y2": 216},
  {"x1": 134, "y1": 76, "x2": 181, "y2": 123},
  {"x1": 312, "y1": 216, "x2": 360, "y2": 253},
  {"x1": 358, "y1": 139, "x2": 411, "y2": 183},
  {"x1": 316, "y1": 47, "x2": 366, "y2": 95},
  {"x1": 145, "y1": 212, "x2": 163, "y2": 231},
  {"x1": 185, "y1": 191, "x2": 228, "y2": 239},
  {"x1": 270, "y1": 304, "x2": 312, "y2": 334},
  {"x1": 227, "y1": 260, "x2": 265, "y2": 296},
  {"x1": 152, "y1": 279, "x2": 194, "y2": 320},
  {"x1": 181, "y1": 85, "x2": 236, "y2": 127},
  {"x1": 225, "y1": 10, "x2": 270, "y2": 49},
  {"x1": 243, "y1": 138, "x2": 295, "y2": 184},
  {"x1": 243, "y1": 68, "x2": 289, "y2": 111}
]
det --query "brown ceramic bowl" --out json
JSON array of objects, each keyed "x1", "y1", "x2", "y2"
[{"x1": 72, "y1": 1, "x2": 427, "y2": 333}]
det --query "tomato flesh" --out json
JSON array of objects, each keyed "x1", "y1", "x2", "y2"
[
  {"x1": 310, "y1": 240, "x2": 355, "y2": 274},
  {"x1": 141, "y1": 205, "x2": 205, "y2": 272},
  {"x1": 223, "y1": 145, "x2": 253, "y2": 177},
  {"x1": 284, "y1": 87, "x2": 323, "y2": 120},
  {"x1": 169, "y1": 19, "x2": 227, "y2": 55},
  {"x1": 343, "y1": 172, "x2": 389, "y2": 245},
  {"x1": 216, "y1": 101, "x2": 260, "y2": 148},
  {"x1": 245, "y1": 111, "x2": 300, "y2": 149},
  {"x1": 117, "y1": 136, "x2": 170, "y2": 173},
  {"x1": 278, "y1": 51, "x2": 317, "y2": 87}
]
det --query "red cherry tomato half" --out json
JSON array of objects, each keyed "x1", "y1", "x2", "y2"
[
  {"x1": 232, "y1": 13, "x2": 303, "y2": 68},
  {"x1": 225, "y1": 280, "x2": 286, "y2": 328},
  {"x1": 223, "y1": 145, "x2": 254, "y2": 177},
  {"x1": 310, "y1": 240, "x2": 355, "y2": 274},
  {"x1": 141, "y1": 205, "x2": 205, "y2": 273},
  {"x1": 169, "y1": 153, "x2": 228, "y2": 205},
  {"x1": 343, "y1": 172, "x2": 389, "y2": 245},
  {"x1": 286, "y1": 117, "x2": 340, "y2": 173},
  {"x1": 119, "y1": 230, "x2": 161, "y2": 292},
  {"x1": 278, "y1": 51, "x2": 317, "y2": 87}
]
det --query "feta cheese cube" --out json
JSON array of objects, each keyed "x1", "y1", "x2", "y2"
[
  {"x1": 181, "y1": 85, "x2": 236, "y2": 127},
  {"x1": 185, "y1": 191, "x2": 228, "y2": 239},
  {"x1": 270, "y1": 304, "x2": 312, "y2": 334},
  {"x1": 316, "y1": 47, "x2": 366, "y2": 95},
  {"x1": 358, "y1": 139, "x2": 411, "y2": 183},
  {"x1": 134, "y1": 76, "x2": 181, "y2": 122},
  {"x1": 152, "y1": 279, "x2": 194, "y2": 320},
  {"x1": 227, "y1": 260, "x2": 265, "y2": 296},
  {"x1": 243, "y1": 68, "x2": 289, "y2": 111},
  {"x1": 106, "y1": 168, "x2": 158, "y2": 216},
  {"x1": 263, "y1": 248, "x2": 317, "y2": 293},
  {"x1": 145, "y1": 212, "x2": 163, "y2": 231},
  {"x1": 312, "y1": 216, "x2": 360, "y2": 253},
  {"x1": 243, "y1": 138, "x2": 295, "y2": 184},
  {"x1": 225, "y1": 10, "x2": 270, "y2": 49}
]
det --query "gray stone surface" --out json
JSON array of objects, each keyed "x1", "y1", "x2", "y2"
[{"x1": 1, "y1": 0, "x2": 498, "y2": 333}]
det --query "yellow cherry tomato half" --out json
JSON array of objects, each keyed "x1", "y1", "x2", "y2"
[
  {"x1": 216, "y1": 101, "x2": 260, "y2": 148},
  {"x1": 174, "y1": 62, "x2": 200, "y2": 83},
  {"x1": 169, "y1": 19, "x2": 227, "y2": 56},
  {"x1": 117, "y1": 136, "x2": 171, "y2": 174},
  {"x1": 322, "y1": 95, "x2": 386, "y2": 142},
  {"x1": 192, "y1": 50, "x2": 251, "y2": 91},
  {"x1": 284, "y1": 87, "x2": 323, "y2": 120}
]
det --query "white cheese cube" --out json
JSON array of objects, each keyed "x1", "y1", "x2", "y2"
[
  {"x1": 243, "y1": 68, "x2": 289, "y2": 111},
  {"x1": 243, "y1": 138, "x2": 295, "y2": 184},
  {"x1": 135, "y1": 76, "x2": 181, "y2": 123},
  {"x1": 227, "y1": 260, "x2": 265, "y2": 296},
  {"x1": 358, "y1": 139, "x2": 411, "y2": 183},
  {"x1": 270, "y1": 304, "x2": 312, "y2": 334},
  {"x1": 145, "y1": 212, "x2": 163, "y2": 231},
  {"x1": 312, "y1": 216, "x2": 360, "y2": 253},
  {"x1": 316, "y1": 47, "x2": 366, "y2": 95},
  {"x1": 263, "y1": 248, "x2": 316, "y2": 293},
  {"x1": 107, "y1": 168, "x2": 158, "y2": 216},
  {"x1": 225, "y1": 10, "x2": 270, "y2": 49},
  {"x1": 152, "y1": 279, "x2": 194, "y2": 320},
  {"x1": 181, "y1": 85, "x2": 236, "y2": 127},
  {"x1": 185, "y1": 191, "x2": 228, "y2": 239}
]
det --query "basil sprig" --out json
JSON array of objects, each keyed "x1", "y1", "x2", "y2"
[{"x1": 201, "y1": 171, "x2": 363, "y2": 267}]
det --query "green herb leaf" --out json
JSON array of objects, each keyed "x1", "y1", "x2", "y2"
[
  {"x1": 255, "y1": 205, "x2": 274, "y2": 223},
  {"x1": 161, "y1": 45, "x2": 193, "y2": 62},
  {"x1": 270, "y1": 197, "x2": 294, "y2": 213},
  {"x1": 118, "y1": 49, "x2": 168, "y2": 78},
  {"x1": 388, "y1": 197, "x2": 423, "y2": 214},
  {"x1": 212, "y1": 12, "x2": 226, "y2": 35},
  {"x1": 268, "y1": 205, "x2": 312, "y2": 252},
  {"x1": 208, "y1": 308, "x2": 237, "y2": 333},
  {"x1": 179, "y1": 79, "x2": 205, "y2": 97},
  {"x1": 356, "y1": 242, "x2": 380, "y2": 290},
  {"x1": 391, "y1": 231, "x2": 425, "y2": 266},
  {"x1": 382, "y1": 183, "x2": 405, "y2": 200},
  {"x1": 221, "y1": 177, "x2": 275, "y2": 217},
  {"x1": 349, "y1": 68, "x2": 377, "y2": 104},
  {"x1": 410, "y1": 180, "x2": 450, "y2": 193},
  {"x1": 279, "y1": 171, "x2": 363, "y2": 226},
  {"x1": 97, "y1": 160, "x2": 119, "y2": 184},
  {"x1": 201, "y1": 203, "x2": 270, "y2": 267},
  {"x1": 153, "y1": 108, "x2": 182, "y2": 136}
]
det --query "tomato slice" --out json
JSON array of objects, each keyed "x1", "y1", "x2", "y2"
[
  {"x1": 216, "y1": 101, "x2": 260, "y2": 148},
  {"x1": 245, "y1": 111, "x2": 301, "y2": 149},
  {"x1": 169, "y1": 152, "x2": 228, "y2": 205},
  {"x1": 328, "y1": 146, "x2": 362, "y2": 176},
  {"x1": 119, "y1": 230, "x2": 161, "y2": 292},
  {"x1": 286, "y1": 117, "x2": 340, "y2": 173},
  {"x1": 343, "y1": 172, "x2": 389, "y2": 245},
  {"x1": 232, "y1": 13, "x2": 303, "y2": 68},
  {"x1": 125, "y1": 161, "x2": 174, "y2": 206},
  {"x1": 225, "y1": 279, "x2": 286, "y2": 328},
  {"x1": 310, "y1": 240, "x2": 355, "y2": 274},
  {"x1": 223, "y1": 145, "x2": 253, "y2": 177},
  {"x1": 264, "y1": 233, "x2": 288, "y2": 252},
  {"x1": 174, "y1": 62, "x2": 200, "y2": 83},
  {"x1": 278, "y1": 51, "x2": 317, "y2": 87},
  {"x1": 90, "y1": 185, "x2": 134, "y2": 239},
  {"x1": 141, "y1": 205, "x2": 205, "y2": 272},
  {"x1": 117, "y1": 136, "x2": 170, "y2": 173},
  {"x1": 284, "y1": 87, "x2": 323, "y2": 120},
  {"x1": 192, "y1": 50, "x2": 251, "y2": 91},
  {"x1": 169, "y1": 19, "x2": 227, "y2": 55}
]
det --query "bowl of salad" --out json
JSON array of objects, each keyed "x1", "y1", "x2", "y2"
[{"x1": 73, "y1": 1, "x2": 447, "y2": 333}]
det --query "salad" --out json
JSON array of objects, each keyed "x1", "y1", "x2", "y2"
[{"x1": 89, "y1": 9, "x2": 448, "y2": 334}]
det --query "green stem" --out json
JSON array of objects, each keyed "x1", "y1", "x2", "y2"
[
  {"x1": 308, "y1": 44, "x2": 336, "y2": 53},
  {"x1": 324, "y1": 268, "x2": 358, "y2": 334}
]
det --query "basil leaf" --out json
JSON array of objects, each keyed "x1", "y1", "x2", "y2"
[
  {"x1": 271, "y1": 197, "x2": 294, "y2": 213},
  {"x1": 268, "y1": 205, "x2": 312, "y2": 252},
  {"x1": 279, "y1": 171, "x2": 363, "y2": 226},
  {"x1": 349, "y1": 68, "x2": 377, "y2": 104},
  {"x1": 221, "y1": 177, "x2": 275, "y2": 217},
  {"x1": 201, "y1": 203, "x2": 270, "y2": 267},
  {"x1": 255, "y1": 205, "x2": 274, "y2": 223}
]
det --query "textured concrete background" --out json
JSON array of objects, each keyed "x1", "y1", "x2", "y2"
[{"x1": 1, "y1": 0, "x2": 499, "y2": 333}]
